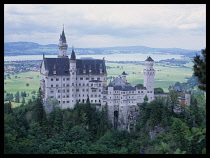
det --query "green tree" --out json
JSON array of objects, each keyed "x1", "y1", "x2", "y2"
[
  {"x1": 21, "y1": 97, "x2": 25, "y2": 104},
  {"x1": 170, "y1": 118, "x2": 189, "y2": 152},
  {"x1": 185, "y1": 127, "x2": 206, "y2": 154},
  {"x1": 193, "y1": 48, "x2": 206, "y2": 91},
  {"x1": 168, "y1": 90, "x2": 179, "y2": 115},
  {"x1": 33, "y1": 88, "x2": 47, "y2": 127},
  {"x1": 144, "y1": 95, "x2": 148, "y2": 102},
  {"x1": 136, "y1": 83, "x2": 143, "y2": 87},
  {"x1": 154, "y1": 87, "x2": 164, "y2": 93},
  {"x1": 15, "y1": 91, "x2": 20, "y2": 103}
]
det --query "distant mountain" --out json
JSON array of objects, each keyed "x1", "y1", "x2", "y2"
[{"x1": 4, "y1": 42, "x2": 200, "y2": 57}]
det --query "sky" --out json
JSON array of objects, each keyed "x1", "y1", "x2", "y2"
[{"x1": 4, "y1": 4, "x2": 206, "y2": 50}]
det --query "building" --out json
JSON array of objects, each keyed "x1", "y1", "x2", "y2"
[{"x1": 40, "y1": 27, "x2": 156, "y2": 130}]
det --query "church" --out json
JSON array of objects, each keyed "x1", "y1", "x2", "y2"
[{"x1": 40, "y1": 27, "x2": 156, "y2": 130}]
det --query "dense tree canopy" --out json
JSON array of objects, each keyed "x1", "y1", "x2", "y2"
[
  {"x1": 4, "y1": 88, "x2": 206, "y2": 154},
  {"x1": 193, "y1": 48, "x2": 206, "y2": 91}
]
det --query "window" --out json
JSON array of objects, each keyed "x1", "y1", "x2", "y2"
[
  {"x1": 91, "y1": 100, "x2": 93, "y2": 103},
  {"x1": 98, "y1": 95, "x2": 101, "y2": 97},
  {"x1": 150, "y1": 91, "x2": 152, "y2": 93},
  {"x1": 67, "y1": 101, "x2": 69, "y2": 103},
  {"x1": 99, "y1": 84, "x2": 101, "y2": 86},
  {"x1": 138, "y1": 91, "x2": 140, "y2": 93},
  {"x1": 80, "y1": 77, "x2": 83, "y2": 80},
  {"x1": 63, "y1": 101, "x2": 65, "y2": 103},
  {"x1": 63, "y1": 90, "x2": 65, "y2": 93},
  {"x1": 83, "y1": 83, "x2": 85, "y2": 86},
  {"x1": 141, "y1": 91, "x2": 143, "y2": 93},
  {"x1": 63, "y1": 95, "x2": 65, "y2": 98},
  {"x1": 56, "y1": 78, "x2": 59, "y2": 81},
  {"x1": 58, "y1": 90, "x2": 60, "y2": 93},
  {"x1": 97, "y1": 77, "x2": 100, "y2": 80},
  {"x1": 92, "y1": 89, "x2": 96, "y2": 92},
  {"x1": 63, "y1": 78, "x2": 65, "y2": 81},
  {"x1": 79, "y1": 94, "x2": 80, "y2": 97},
  {"x1": 95, "y1": 100, "x2": 97, "y2": 103},
  {"x1": 99, "y1": 89, "x2": 101, "y2": 92},
  {"x1": 76, "y1": 89, "x2": 79, "y2": 92},
  {"x1": 50, "y1": 96, "x2": 54, "y2": 98},
  {"x1": 58, "y1": 95, "x2": 60, "y2": 98},
  {"x1": 82, "y1": 89, "x2": 85, "y2": 92},
  {"x1": 86, "y1": 89, "x2": 89, "y2": 92},
  {"x1": 67, "y1": 78, "x2": 69, "y2": 81},
  {"x1": 95, "y1": 94, "x2": 97, "y2": 97},
  {"x1": 67, "y1": 84, "x2": 69, "y2": 87},
  {"x1": 91, "y1": 84, "x2": 93, "y2": 86},
  {"x1": 67, "y1": 95, "x2": 69, "y2": 98},
  {"x1": 59, "y1": 101, "x2": 60, "y2": 103},
  {"x1": 51, "y1": 85, "x2": 53, "y2": 87},
  {"x1": 50, "y1": 90, "x2": 53, "y2": 93},
  {"x1": 72, "y1": 89, "x2": 74, "y2": 91},
  {"x1": 86, "y1": 77, "x2": 89, "y2": 80},
  {"x1": 63, "y1": 84, "x2": 65, "y2": 87},
  {"x1": 87, "y1": 83, "x2": 89, "y2": 86},
  {"x1": 92, "y1": 77, "x2": 94, "y2": 80},
  {"x1": 51, "y1": 78, "x2": 53, "y2": 81},
  {"x1": 56, "y1": 84, "x2": 59, "y2": 87},
  {"x1": 79, "y1": 84, "x2": 81, "y2": 86},
  {"x1": 72, "y1": 83, "x2": 74, "y2": 86}
]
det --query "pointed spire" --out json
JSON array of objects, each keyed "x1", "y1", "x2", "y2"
[
  {"x1": 60, "y1": 25, "x2": 66, "y2": 43},
  {"x1": 43, "y1": 53, "x2": 45, "y2": 59},
  {"x1": 70, "y1": 45, "x2": 76, "y2": 60}
]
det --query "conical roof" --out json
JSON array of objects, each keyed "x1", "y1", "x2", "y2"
[
  {"x1": 70, "y1": 47, "x2": 76, "y2": 60},
  {"x1": 145, "y1": 56, "x2": 154, "y2": 61}
]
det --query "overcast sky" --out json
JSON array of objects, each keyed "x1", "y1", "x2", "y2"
[{"x1": 4, "y1": 4, "x2": 206, "y2": 50}]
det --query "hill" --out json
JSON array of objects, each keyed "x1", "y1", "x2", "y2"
[{"x1": 4, "y1": 42, "x2": 200, "y2": 57}]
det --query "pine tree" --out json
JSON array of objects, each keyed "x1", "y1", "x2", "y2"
[
  {"x1": 21, "y1": 97, "x2": 25, "y2": 104},
  {"x1": 15, "y1": 91, "x2": 20, "y2": 103},
  {"x1": 193, "y1": 48, "x2": 206, "y2": 91},
  {"x1": 34, "y1": 88, "x2": 47, "y2": 127}
]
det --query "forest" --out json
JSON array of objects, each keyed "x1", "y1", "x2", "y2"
[{"x1": 4, "y1": 88, "x2": 206, "y2": 154}]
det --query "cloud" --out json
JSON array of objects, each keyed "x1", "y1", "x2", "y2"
[{"x1": 4, "y1": 4, "x2": 206, "y2": 50}]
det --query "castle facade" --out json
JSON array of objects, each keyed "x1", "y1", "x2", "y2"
[{"x1": 40, "y1": 27, "x2": 156, "y2": 130}]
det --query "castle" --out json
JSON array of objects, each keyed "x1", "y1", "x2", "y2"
[{"x1": 40, "y1": 27, "x2": 156, "y2": 130}]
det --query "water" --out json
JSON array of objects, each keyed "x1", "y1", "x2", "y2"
[{"x1": 4, "y1": 53, "x2": 184, "y2": 62}]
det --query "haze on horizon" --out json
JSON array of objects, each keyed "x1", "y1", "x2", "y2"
[{"x1": 4, "y1": 4, "x2": 206, "y2": 50}]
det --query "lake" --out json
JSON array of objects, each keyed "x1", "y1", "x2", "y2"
[{"x1": 4, "y1": 53, "x2": 184, "y2": 62}]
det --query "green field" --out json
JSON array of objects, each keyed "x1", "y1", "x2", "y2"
[
  {"x1": 106, "y1": 62, "x2": 193, "y2": 92},
  {"x1": 4, "y1": 71, "x2": 40, "y2": 105},
  {"x1": 4, "y1": 62, "x2": 193, "y2": 106}
]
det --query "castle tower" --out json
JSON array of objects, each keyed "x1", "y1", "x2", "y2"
[
  {"x1": 185, "y1": 91, "x2": 191, "y2": 106},
  {"x1": 69, "y1": 46, "x2": 77, "y2": 106},
  {"x1": 143, "y1": 56, "x2": 156, "y2": 101},
  {"x1": 121, "y1": 71, "x2": 126, "y2": 83},
  {"x1": 58, "y1": 25, "x2": 68, "y2": 58}
]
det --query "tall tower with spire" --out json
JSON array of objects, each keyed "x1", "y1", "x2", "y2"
[
  {"x1": 143, "y1": 56, "x2": 156, "y2": 102},
  {"x1": 58, "y1": 25, "x2": 68, "y2": 58}
]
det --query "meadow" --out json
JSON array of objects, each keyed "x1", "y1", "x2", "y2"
[
  {"x1": 106, "y1": 62, "x2": 193, "y2": 92},
  {"x1": 4, "y1": 61, "x2": 193, "y2": 107}
]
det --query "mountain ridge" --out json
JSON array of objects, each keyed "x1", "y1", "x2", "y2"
[{"x1": 4, "y1": 42, "x2": 200, "y2": 57}]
